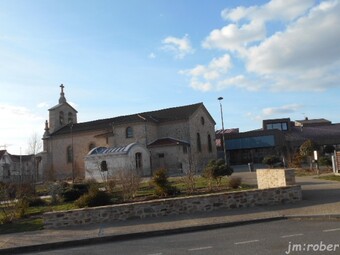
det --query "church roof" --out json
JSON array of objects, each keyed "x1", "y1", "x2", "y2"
[
  {"x1": 87, "y1": 143, "x2": 139, "y2": 156},
  {"x1": 50, "y1": 102, "x2": 204, "y2": 136},
  {"x1": 48, "y1": 102, "x2": 78, "y2": 113},
  {"x1": 0, "y1": 150, "x2": 6, "y2": 158},
  {"x1": 148, "y1": 137, "x2": 190, "y2": 147}
]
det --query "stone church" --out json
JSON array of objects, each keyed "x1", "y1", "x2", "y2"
[{"x1": 38, "y1": 85, "x2": 217, "y2": 181}]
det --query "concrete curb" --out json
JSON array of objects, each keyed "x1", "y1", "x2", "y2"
[
  {"x1": 285, "y1": 214, "x2": 340, "y2": 221},
  {"x1": 0, "y1": 216, "x2": 286, "y2": 255}
]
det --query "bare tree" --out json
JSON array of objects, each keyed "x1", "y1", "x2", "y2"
[
  {"x1": 182, "y1": 153, "x2": 198, "y2": 194},
  {"x1": 26, "y1": 132, "x2": 42, "y2": 155},
  {"x1": 115, "y1": 167, "x2": 141, "y2": 201}
]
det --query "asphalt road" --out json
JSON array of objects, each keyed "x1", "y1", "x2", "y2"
[{"x1": 26, "y1": 219, "x2": 340, "y2": 255}]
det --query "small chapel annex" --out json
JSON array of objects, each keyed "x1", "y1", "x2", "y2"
[{"x1": 38, "y1": 85, "x2": 217, "y2": 181}]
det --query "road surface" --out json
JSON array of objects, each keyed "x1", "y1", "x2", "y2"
[{"x1": 27, "y1": 219, "x2": 340, "y2": 255}]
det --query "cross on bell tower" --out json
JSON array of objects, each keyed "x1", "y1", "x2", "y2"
[{"x1": 59, "y1": 84, "x2": 67, "y2": 104}]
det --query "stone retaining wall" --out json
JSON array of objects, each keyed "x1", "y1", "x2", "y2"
[{"x1": 43, "y1": 185, "x2": 301, "y2": 229}]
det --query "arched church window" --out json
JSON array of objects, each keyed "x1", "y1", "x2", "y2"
[
  {"x1": 208, "y1": 134, "x2": 212, "y2": 153},
  {"x1": 68, "y1": 112, "x2": 73, "y2": 124},
  {"x1": 135, "y1": 152, "x2": 142, "y2": 169},
  {"x1": 201, "y1": 116, "x2": 205, "y2": 125},
  {"x1": 67, "y1": 145, "x2": 73, "y2": 163},
  {"x1": 100, "y1": 160, "x2": 108, "y2": 172},
  {"x1": 59, "y1": 111, "x2": 64, "y2": 125},
  {"x1": 126, "y1": 127, "x2": 133, "y2": 138},
  {"x1": 196, "y1": 133, "x2": 202, "y2": 152}
]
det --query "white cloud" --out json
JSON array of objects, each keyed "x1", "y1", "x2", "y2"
[
  {"x1": 0, "y1": 104, "x2": 44, "y2": 154},
  {"x1": 202, "y1": 20, "x2": 266, "y2": 52},
  {"x1": 217, "y1": 75, "x2": 261, "y2": 91},
  {"x1": 148, "y1": 52, "x2": 156, "y2": 59},
  {"x1": 189, "y1": 80, "x2": 212, "y2": 92},
  {"x1": 205, "y1": 0, "x2": 314, "y2": 53},
  {"x1": 180, "y1": 54, "x2": 233, "y2": 91},
  {"x1": 185, "y1": 0, "x2": 340, "y2": 93},
  {"x1": 221, "y1": 0, "x2": 314, "y2": 22},
  {"x1": 262, "y1": 104, "x2": 302, "y2": 116},
  {"x1": 246, "y1": 0, "x2": 340, "y2": 91},
  {"x1": 161, "y1": 34, "x2": 194, "y2": 59}
]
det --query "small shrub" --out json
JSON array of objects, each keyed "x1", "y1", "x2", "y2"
[
  {"x1": 228, "y1": 177, "x2": 242, "y2": 189},
  {"x1": 0, "y1": 183, "x2": 16, "y2": 223},
  {"x1": 182, "y1": 168, "x2": 196, "y2": 194},
  {"x1": 72, "y1": 183, "x2": 90, "y2": 193},
  {"x1": 16, "y1": 198, "x2": 29, "y2": 218},
  {"x1": 61, "y1": 183, "x2": 90, "y2": 202},
  {"x1": 48, "y1": 182, "x2": 64, "y2": 205},
  {"x1": 105, "y1": 179, "x2": 116, "y2": 193},
  {"x1": 152, "y1": 168, "x2": 180, "y2": 197},
  {"x1": 75, "y1": 188, "x2": 111, "y2": 208},
  {"x1": 319, "y1": 156, "x2": 332, "y2": 166},
  {"x1": 27, "y1": 196, "x2": 47, "y2": 207},
  {"x1": 262, "y1": 155, "x2": 281, "y2": 168},
  {"x1": 202, "y1": 159, "x2": 233, "y2": 190},
  {"x1": 290, "y1": 152, "x2": 303, "y2": 168}
]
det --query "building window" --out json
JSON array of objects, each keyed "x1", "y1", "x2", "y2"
[
  {"x1": 67, "y1": 145, "x2": 73, "y2": 163},
  {"x1": 208, "y1": 134, "x2": 212, "y2": 153},
  {"x1": 3, "y1": 164, "x2": 10, "y2": 177},
  {"x1": 266, "y1": 122, "x2": 288, "y2": 131},
  {"x1": 135, "y1": 152, "x2": 142, "y2": 169},
  {"x1": 100, "y1": 160, "x2": 108, "y2": 172},
  {"x1": 201, "y1": 116, "x2": 205, "y2": 125},
  {"x1": 197, "y1": 133, "x2": 201, "y2": 152},
  {"x1": 68, "y1": 112, "x2": 73, "y2": 124},
  {"x1": 158, "y1": 153, "x2": 165, "y2": 158},
  {"x1": 183, "y1": 145, "x2": 188, "y2": 154},
  {"x1": 89, "y1": 143, "x2": 96, "y2": 151},
  {"x1": 126, "y1": 127, "x2": 133, "y2": 138},
  {"x1": 59, "y1": 111, "x2": 64, "y2": 125}
]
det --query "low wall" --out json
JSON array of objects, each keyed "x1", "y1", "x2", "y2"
[
  {"x1": 257, "y1": 169, "x2": 296, "y2": 189},
  {"x1": 43, "y1": 185, "x2": 302, "y2": 229}
]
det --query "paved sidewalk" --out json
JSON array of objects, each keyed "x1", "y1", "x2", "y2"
[{"x1": 0, "y1": 174, "x2": 340, "y2": 254}]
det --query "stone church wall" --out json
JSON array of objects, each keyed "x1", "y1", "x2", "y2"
[
  {"x1": 188, "y1": 107, "x2": 217, "y2": 172},
  {"x1": 150, "y1": 145, "x2": 189, "y2": 175},
  {"x1": 48, "y1": 130, "x2": 108, "y2": 180}
]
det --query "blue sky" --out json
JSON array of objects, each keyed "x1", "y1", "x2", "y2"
[{"x1": 1, "y1": 0, "x2": 340, "y2": 154}]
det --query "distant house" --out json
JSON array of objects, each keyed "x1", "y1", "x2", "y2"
[
  {"x1": 219, "y1": 118, "x2": 340, "y2": 165},
  {"x1": 39, "y1": 85, "x2": 217, "y2": 180},
  {"x1": 0, "y1": 150, "x2": 36, "y2": 183}
]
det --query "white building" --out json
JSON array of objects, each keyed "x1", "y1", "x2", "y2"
[{"x1": 85, "y1": 143, "x2": 151, "y2": 181}]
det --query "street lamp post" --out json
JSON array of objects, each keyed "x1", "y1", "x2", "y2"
[{"x1": 218, "y1": 97, "x2": 228, "y2": 166}]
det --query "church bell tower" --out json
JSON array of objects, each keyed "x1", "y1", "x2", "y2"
[{"x1": 47, "y1": 84, "x2": 78, "y2": 134}]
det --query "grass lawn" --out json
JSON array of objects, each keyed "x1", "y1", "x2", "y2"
[
  {"x1": 316, "y1": 175, "x2": 340, "y2": 182},
  {"x1": 294, "y1": 168, "x2": 333, "y2": 177},
  {"x1": 0, "y1": 218, "x2": 43, "y2": 235}
]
